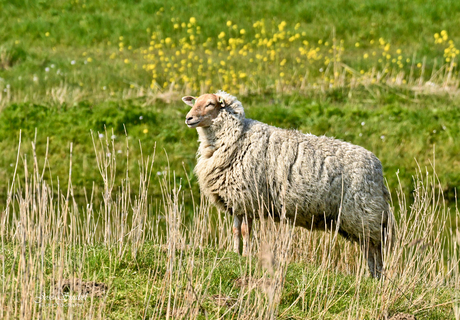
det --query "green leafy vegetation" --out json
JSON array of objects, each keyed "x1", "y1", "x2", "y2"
[
  {"x1": 1, "y1": 91, "x2": 459, "y2": 211},
  {"x1": 1, "y1": 0, "x2": 459, "y2": 318}
]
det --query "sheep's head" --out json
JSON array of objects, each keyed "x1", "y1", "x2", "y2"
[{"x1": 182, "y1": 93, "x2": 225, "y2": 128}]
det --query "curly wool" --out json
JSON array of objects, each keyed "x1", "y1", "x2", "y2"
[{"x1": 194, "y1": 91, "x2": 391, "y2": 246}]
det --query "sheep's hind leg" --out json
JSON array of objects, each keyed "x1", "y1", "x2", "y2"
[
  {"x1": 241, "y1": 216, "x2": 253, "y2": 257},
  {"x1": 366, "y1": 244, "x2": 383, "y2": 278},
  {"x1": 233, "y1": 215, "x2": 242, "y2": 254}
]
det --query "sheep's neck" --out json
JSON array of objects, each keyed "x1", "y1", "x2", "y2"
[
  {"x1": 196, "y1": 112, "x2": 244, "y2": 159},
  {"x1": 196, "y1": 128, "x2": 217, "y2": 159}
]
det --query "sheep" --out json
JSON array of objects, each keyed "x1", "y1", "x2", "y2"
[{"x1": 182, "y1": 91, "x2": 393, "y2": 278}]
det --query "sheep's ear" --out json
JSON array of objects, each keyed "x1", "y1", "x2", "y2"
[
  {"x1": 182, "y1": 96, "x2": 196, "y2": 107},
  {"x1": 218, "y1": 96, "x2": 226, "y2": 108}
]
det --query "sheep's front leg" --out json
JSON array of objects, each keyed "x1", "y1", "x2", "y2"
[
  {"x1": 233, "y1": 215, "x2": 242, "y2": 254},
  {"x1": 241, "y1": 216, "x2": 253, "y2": 257}
]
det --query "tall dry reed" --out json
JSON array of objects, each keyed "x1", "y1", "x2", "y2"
[{"x1": 1, "y1": 133, "x2": 458, "y2": 319}]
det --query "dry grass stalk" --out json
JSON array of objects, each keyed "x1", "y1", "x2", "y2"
[{"x1": 0, "y1": 134, "x2": 458, "y2": 319}]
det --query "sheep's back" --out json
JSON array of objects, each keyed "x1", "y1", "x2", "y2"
[{"x1": 224, "y1": 120, "x2": 389, "y2": 241}]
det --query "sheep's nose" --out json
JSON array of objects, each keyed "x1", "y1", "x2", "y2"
[{"x1": 186, "y1": 116, "x2": 193, "y2": 122}]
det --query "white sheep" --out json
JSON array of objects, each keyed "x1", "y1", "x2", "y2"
[{"x1": 183, "y1": 91, "x2": 393, "y2": 277}]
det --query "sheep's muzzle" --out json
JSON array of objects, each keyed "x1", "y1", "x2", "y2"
[{"x1": 185, "y1": 116, "x2": 201, "y2": 128}]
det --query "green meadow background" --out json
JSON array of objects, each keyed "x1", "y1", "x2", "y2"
[
  {"x1": 1, "y1": 1, "x2": 460, "y2": 319},
  {"x1": 1, "y1": 0, "x2": 460, "y2": 210}
]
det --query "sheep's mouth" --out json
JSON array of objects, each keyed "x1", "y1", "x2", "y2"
[{"x1": 186, "y1": 120, "x2": 201, "y2": 128}]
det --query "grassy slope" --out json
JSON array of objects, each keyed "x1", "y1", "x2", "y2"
[
  {"x1": 0, "y1": 90, "x2": 459, "y2": 208},
  {"x1": 1, "y1": 0, "x2": 459, "y2": 206},
  {"x1": 2, "y1": 0, "x2": 460, "y2": 49},
  {"x1": 1, "y1": 1, "x2": 460, "y2": 318},
  {"x1": 1, "y1": 242, "x2": 454, "y2": 319},
  {"x1": 1, "y1": 0, "x2": 460, "y2": 95}
]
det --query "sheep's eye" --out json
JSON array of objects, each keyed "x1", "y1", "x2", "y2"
[{"x1": 205, "y1": 103, "x2": 214, "y2": 108}]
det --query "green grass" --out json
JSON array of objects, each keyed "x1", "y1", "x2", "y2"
[
  {"x1": 1, "y1": 0, "x2": 460, "y2": 95},
  {"x1": 1, "y1": 90, "x2": 459, "y2": 212},
  {"x1": 1, "y1": 121, "x2": 458, "y2": 318},
  {"x1": 1, "y1": 1, "x2": 460, "y2": 318},
  {"x1": 2, "y1": 0, "x2": 460, "y2": 50},
  {"x1": 1, "y1": 0, "x2": 459, "y2": 210},
  {"x1": 1, "y1": 242, "x2": 455, "y2": 319}
]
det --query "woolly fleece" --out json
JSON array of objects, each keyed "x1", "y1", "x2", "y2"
[{"x1": 193, "y1": 91, "x2": 391, "y2": 248}]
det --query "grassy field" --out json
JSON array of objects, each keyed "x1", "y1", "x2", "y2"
[
  {"x1": 1, "y1": 0, "x2": 460, "y2": 318},
  {"x1": 1, "y1": 0, "x2": 460, "y2": 98},
  {"x1": 1, "y1": 0, "x2": 460, "y2": 205},
  {"x1": 1, "y1": 91, "x2": 459, "y2": 218},
  {"x1": 1, "y1": 148, "x2": 459, "y2": 319}
]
